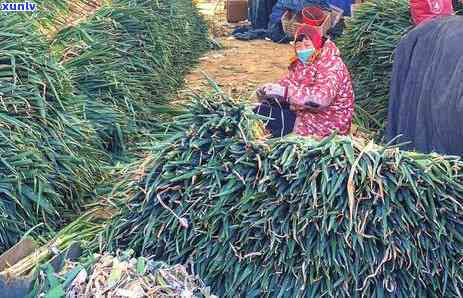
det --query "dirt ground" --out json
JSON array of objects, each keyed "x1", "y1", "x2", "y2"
[
  {"x1": 182, "y1": 39, "x2": 291, "y2": 98},
  {"x1": 179, "y1": 1, "x2": 293, "y2": 100}
]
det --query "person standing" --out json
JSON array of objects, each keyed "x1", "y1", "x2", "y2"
[{"x1": 386, "y1": 16, "x2": 463, "y2": 155}]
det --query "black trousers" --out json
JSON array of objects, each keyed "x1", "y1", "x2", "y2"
[
  {"x1": 253, "y1": 101, "x2": 296, "y2": 138},
  {"x1": 249, "y1": 0, "x2": 278, "y2": 29}
]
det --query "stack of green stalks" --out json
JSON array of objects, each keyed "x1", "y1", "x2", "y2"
[
  {"x1": 21, "y1": 0, "x2": 104, "y2": 38},
  {"x1": 0, "y1": 0, "x2": 208, "y2": 254},
  {"x1": 105, "y1": 88, "x2": 463, "y2": 297},
  {"x1": 51, "y1": 0, "x2": 209, "y2": 153},
  {"x1": 337, "y1": 0, "x2": 412, "y2": 133},
  {"x1": 0, "y1": 14, "x2": 108, "y2": 253}
]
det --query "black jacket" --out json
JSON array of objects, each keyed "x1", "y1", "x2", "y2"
[{"x1": 386, "y1": 16, "x2": 463, "y2": 155}]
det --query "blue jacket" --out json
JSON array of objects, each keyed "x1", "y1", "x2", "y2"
[
  {"x1": 277, "y1": 0, "x2": 330, "y2": 11},
  {"x1": 328, "y1": 0, "x2": 352, "y2": 16}
]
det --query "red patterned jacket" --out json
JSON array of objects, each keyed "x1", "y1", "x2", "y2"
[{"x1": 278, "y1": 40, "x2": 354, "y2": 138}]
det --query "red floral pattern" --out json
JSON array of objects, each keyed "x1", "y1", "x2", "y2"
[{"x1": 278, "y1": 40, "x2": 355, "y2": 138}]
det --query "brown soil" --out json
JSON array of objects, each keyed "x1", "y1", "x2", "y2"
[{"x1": 181, "y1": 39, "x2": 292, "y2": 98}]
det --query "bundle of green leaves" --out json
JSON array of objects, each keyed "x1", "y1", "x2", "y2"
[
  {"x1": 105, "y1": 89, "x2": 463, "y2": 297},
  {"x1": 0, "y1": 14, "x2": 108, "y2": 253},
  {"x1": 337, "y1": 0, "x2": 412, "y2": 134},
  {"x1": 52, "y1": 0, "x2": 209, "y2": 154},
  {"x1": 0, "y1": 0, "x2": 209, "y2": 253}
]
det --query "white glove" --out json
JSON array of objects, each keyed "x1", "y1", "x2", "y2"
[
  {"x1": 263, "y1": 83, "x2": 286, "y2": 98},
  {"x1": 256, "y1": 83, "x2": 286, "y2": 101}
]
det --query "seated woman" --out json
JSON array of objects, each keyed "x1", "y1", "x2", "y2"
[{"x1": 254, "y1": 24, "x2": 354, "y2": 138}]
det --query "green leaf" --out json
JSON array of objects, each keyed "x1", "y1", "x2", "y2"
[{"x1": 45, "y1": 286, "x2": 65, "y2": 298}]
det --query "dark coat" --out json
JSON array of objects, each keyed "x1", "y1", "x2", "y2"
[{"x1": 386, "y1": 16, "x2": 463, "y2": 155}]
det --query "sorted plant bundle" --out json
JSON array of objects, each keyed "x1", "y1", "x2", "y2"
[
  {"x1": 30, "y1": 250, "x2": 217, "y2": 298},
  {"x1": 105, "y1": 88, "x2": 463, "y2": 297},
  {"x1": 1, "y1": 0, "x2": 209, "y2": 253},
  {"x1": 20, "y1": 0, "x2": 105, "y2": 39},
  {"x1": 51, "y1": 0, "x2": 209, "y2": 153},
  {"x1": 337, "y1": 0, "x2": 412, "y2": 133},
  {"x1": 0, "y1": 14, "x2": 109, "y2": 253}
]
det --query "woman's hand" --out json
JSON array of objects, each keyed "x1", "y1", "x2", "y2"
[
  {"x1": 256, "y1": 85, "x2": 267, "y2": 101},
  {"x1": 263, "y1": 83, "x2": 286, "y2": 100},
  {"x1": 290, "y1": 101, "x2": 323, "y2": 113},
  {"x1": 256, "y1": 83, "x2": 287, "y2": 102}
]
